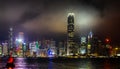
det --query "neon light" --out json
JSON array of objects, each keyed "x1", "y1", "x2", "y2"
[{"x1": 8, "y1": 67, "x2": 13, "y2": 69}]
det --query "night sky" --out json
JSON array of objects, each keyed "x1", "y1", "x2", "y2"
[{"x1": 0, "y1": 0, "x2": 120, "y2": 44}]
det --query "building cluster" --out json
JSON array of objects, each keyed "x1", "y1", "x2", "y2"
[
  {"x1": 0, "y1": 39, "x2": 58, "y2": 57},
  {"x1": 0, "y1": 13, "x2": 119, "y2": 58},
  {"x1": 66, "y1": 13, "x2": 117, "y2": 57}
]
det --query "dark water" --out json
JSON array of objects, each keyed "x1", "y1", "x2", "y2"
[{"x1": 0, "y1": 57, "x2": 120, "y2": 69}]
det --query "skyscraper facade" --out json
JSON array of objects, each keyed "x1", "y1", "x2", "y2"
[
  {"x1": 87, "y1": 30, "x2": 93, "y2": 54},
  {"x1": 9, "y1": 27, "x2": 14, "y2": 54},
  {"x1": 15, "y1": 32, "x2": 24, "y2": 57},
  {"x1": 67, "y1": 13, "x2": 75, "y2": 55}
]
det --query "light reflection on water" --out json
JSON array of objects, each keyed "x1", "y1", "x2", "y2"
[
  {"x1": 0, "y1": 58, "x2": 120, "y2": 69},
  {"x1": 15, "y1": 58, "x2": 27, "y2": 68}
]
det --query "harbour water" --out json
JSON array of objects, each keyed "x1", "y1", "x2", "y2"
[{"x1": 0, "y1": 57, "x2": 120, "y2": 69}]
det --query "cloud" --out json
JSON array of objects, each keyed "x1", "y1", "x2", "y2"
[
  {"x1": 0, "y1": 3, "x2": 29, "y2": 23},
  {"x1": 0, "y1": 0, "x2": 101, "y2": 35},
  {"x1": 21, "y1": 5, "x2": 102, "y2": 37},
  {"x1": 0, "y1": 0, "x2": 119, "y2": 43},
  {"x1": 0, "y1": 0, "x2": 44, "y2": 24},
  {"x1": 22, "y1": 10, "x2": 67, "y2": 34}
]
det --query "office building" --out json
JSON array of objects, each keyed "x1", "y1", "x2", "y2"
[{"x1": 67, "y1": 13, "x2": 75, "y2": 55}]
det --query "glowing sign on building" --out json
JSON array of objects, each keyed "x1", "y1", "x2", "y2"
[
  {"x1": 80, "y1": 46, "x2": 86, "y2": 55},
  {"x1": 81, "y1": 37, "x2": 87, "y2": 43}
]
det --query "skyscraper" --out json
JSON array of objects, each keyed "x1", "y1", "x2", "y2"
[
  {"x1": 15, "y1": 32, "x2": 24, "y2": 57},
  {"x1": 9, "y1": 27, "x2": 14, "y2": 54},
  {"x1": 67, "y1": 13, "x2": 75, "y2": 55},
  {"x1": 87, "y1": 30, "x2": 93, "y2": 54}
]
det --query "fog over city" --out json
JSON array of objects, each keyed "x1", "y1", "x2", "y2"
[
  {"x1": 0, "y1": 0, "x2": 120, "y2": 44},
  {"x1": 0, "y1": 1, "x2": 120, "y2": 69}
]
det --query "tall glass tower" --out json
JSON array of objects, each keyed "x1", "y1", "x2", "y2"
[
  {"x1": 87, "y1": 30, "x2": 93, "y2": 54},
  {"x1": 67, "y1": 13, "x2": 75, "y2": 55},
  {"x1": 9, "y1": 27, "x2": 13, "y2": 54}
]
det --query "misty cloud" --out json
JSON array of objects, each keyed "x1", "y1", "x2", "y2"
[{"x1": 0, "y1": 0, "x2": 120, "y2": 43}]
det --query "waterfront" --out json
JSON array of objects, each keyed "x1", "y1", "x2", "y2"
[{"x1": 0, "y1": 57, "x2": 120, "y2": 69}]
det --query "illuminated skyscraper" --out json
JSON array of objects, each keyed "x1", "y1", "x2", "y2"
[
  {"x1": 18, "y1": 32, "x2": 24, "y2": 42},
  {"x1": 9, "y1": 27, "x2": 14, "y2": 54},
  {"x1": 88, "y1": 30, "x2": 93, "y2": 42},
  {"x1": 2, "y1": 43, "x2": 8, "y2": 56},
  {"x1": 67, "y1": 13, "x2": 75, "y2": 55},
  {"x1": 87, "y1": 30, "x2": 93, "y2": 54},
  {"x1": 15, "y1": 32, "x2": 24, "y2": 57}
]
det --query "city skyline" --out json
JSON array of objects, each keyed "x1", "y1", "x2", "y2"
[
  {"x1": 0, "y1": 0, "x2": 120, "y2": 44},
  {"x1": 0, "y1": 1, "x2": 120, "y2": 69}
]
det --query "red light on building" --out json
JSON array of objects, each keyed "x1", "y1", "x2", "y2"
[
  {"x1": 105, "y1": 38, "x2": 110, "y2": 43},
  {"x1": 109, "y1": 46, "x2": 112, "y2": 49},
  {"x1": 106, "y1": 38, "x2": 109, "y2": 42}
]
